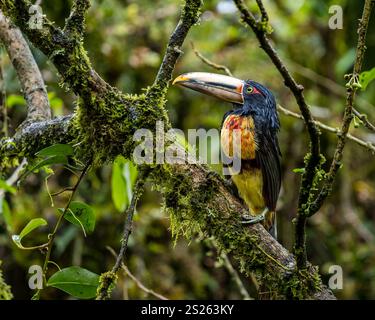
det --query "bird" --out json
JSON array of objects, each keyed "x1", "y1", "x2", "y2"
[{"x1": 173, "y1": 72, "x2": 281, "y2": 237}]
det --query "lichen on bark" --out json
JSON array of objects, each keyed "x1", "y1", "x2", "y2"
[{"x1": 0, "y1": 261, "x2": 12, "y2": 300}]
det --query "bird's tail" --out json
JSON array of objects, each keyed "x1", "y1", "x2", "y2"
[{"x1": 263, "y1": 211, "x2": 277, "y2": 239}]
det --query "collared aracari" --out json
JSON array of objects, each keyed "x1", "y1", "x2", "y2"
[{"x1": 173, "y1": 72, "x2": 281, "y2": 237}]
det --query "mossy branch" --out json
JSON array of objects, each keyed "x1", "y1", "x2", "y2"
[
  {"x1": 0, "y1": 0, "x2": 336, "y2": 299},
  {"x1": 63, "y1": 0, "x2": 90, "y2": 38},
  {"x1": 232, "y1": 0, "x2": 323, "y2": 270},
  {"x1": 151, "y1": 0, "x2": 202, "y2": 97},
  {"x1": 0, "y1": 261, "x2": 12, "y2": 300}
]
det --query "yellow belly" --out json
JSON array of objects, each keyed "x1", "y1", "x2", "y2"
[{"x1": 230, "y1": 168, "x2": 265, "y2": 215}]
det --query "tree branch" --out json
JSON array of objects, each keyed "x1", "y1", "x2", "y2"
[
  {"x1": 63, "y1": 0, "x2": 90, "y2": 38},
  {"x1": 191, "y1": 41, "x2": 234, "y2": 76},
  {"x1": 308, "y1": 0, "x2": 374, "y2": 216},
  {"x1": 277, "y1": 105, "x2": 375, "y2": 153},
  {"x1": 151, "y1": 0, "x2": 202, "y2": 95},
  {"x1": 106, "y1": 246, "x2": 168, "y2": 300},
  {"x1": 0, "y1": 0, "x2": 336, "y2": 299},
  {"x1": 97, "y1": 170, "x2": 148, "y2": 300},
  {"x1": 255, "y1": 0, "x2": 268, "y2": 22},
  {"x1": 0, "y1": 0, "x2": 64, "y2": 64},
  {"x1": 0, "y1": 0, "x2": 109, "y2": 97},
  {"x1": 231, "y1": 2, "x2": 322, "y2": 268},
  {"x1": 0, "y1": 115, "x2": 75, "y2": 165},
  {"x1": 286, "y1": 59, "x2": 375, "y2": 113},
  {"x1": 0, "y1": 50, "x2": 8, "y2": 137},
  {"x1": 352, "y1": 108, "x2": 375, "y2": 133},
  {"x1": 0, "y1": 9, "x2": 50, "y2": 123}
]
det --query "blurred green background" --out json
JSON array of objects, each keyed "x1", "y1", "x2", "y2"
[{"x1": 1, "y1": 0, "x2": 375, "y2": 299}]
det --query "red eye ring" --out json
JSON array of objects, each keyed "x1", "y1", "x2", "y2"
[{"x1": 245, "y1": 86, "x2": 261, "y2": 94}]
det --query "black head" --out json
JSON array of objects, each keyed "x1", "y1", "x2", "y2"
[
  {"x1": 241, "y1": 80, "x2": 280, "y2": 131},
  {"x1": 172, "y1": 72, "x2": 280, "y2": 131}
]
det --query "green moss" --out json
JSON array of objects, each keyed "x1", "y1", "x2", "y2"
[
  {"x1": 96, "y1": 271, "x2": 117, "y2": 300},
  {"x1": 150, "y1": 161, "x2": 325, "y2": 299},
  {"x1": 72, "y1": 84, "x2": 170, "y2": 165},
  {"x1": 152, "y1": 163, "x2": 268, "y2": 275},
  {"x1": 182, "y1": 0, "x2": 202, "y2": 25},
  {"x1": 0, "y1": 261, "x2": 12, "y2": 300},
  {"x1": 1, "y1": 0, "x2": 325, "y2": 300},
  {"x1": 282, "y1": 266, "x2": 322, "y2": 300}
]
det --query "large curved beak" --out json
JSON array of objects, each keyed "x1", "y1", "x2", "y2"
[{"x1": 173, "y1": 72, "x2": 244, "y2": 104}]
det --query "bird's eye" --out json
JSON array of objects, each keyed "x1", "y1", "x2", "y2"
[{"x1": 246, "y1": 86, "x2": 254, "y2": 94}]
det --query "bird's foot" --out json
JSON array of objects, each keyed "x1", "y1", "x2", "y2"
[{"x1": 241, "y1": 208, "x2": 269, "y2": 225}]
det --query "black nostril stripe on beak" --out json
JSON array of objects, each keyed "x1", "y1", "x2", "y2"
[{"x1": 205, "y1": 81, "x2": 237, "y2": 90}]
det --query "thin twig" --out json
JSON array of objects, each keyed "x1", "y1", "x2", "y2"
[
  {"x1": 277, "y1": 105, "x2": 375, "y2": 153},
  {"x1": 308, "y1": 0, "x2": 374, "y2": 217},
  {"x1": 191, "y1": 42, "x2": 233, "y2": 77},
  {"x1": 219, "y1": 249, "x2": 253, "y2": 299},
  {"x1": 232, "y1": 0, "x2": 322, "y2": 219},
  {"x1": 293, "y1": 0, "x2": 374, "y2": 270},
  {"x1": 287, "y1": 59, "x2": 375, "y2": 112},
  {"x1": 107, "y1": 246, "x2": 168, "y2": 300},
  {"x1": 0, "y1": 158, "x2": 27, "y2": 198},
  {"x1": 150, "y1": 0, "x2": 202, "y2": 97},
  {"x1": 112, "y1": 171, "x2": 148, "y2": 273},
  {"x1": 33, "y1": 161, "x2": 91, "y2": 299},
  {"x1": 256, "y1": 0, "x2": 269, "y2": 22},
  {"x1": 353, "y1": 108, "x2": 375, "y2": 132},
  {"x1": 0, "y1": 48, "x2": 8, "y2": 137},
  {"x1": 51, "y1": 186, "x2": 75, "y2": 197},
  {"x1": 97, "y1": 169, "x2": 149, "y2": 300}
]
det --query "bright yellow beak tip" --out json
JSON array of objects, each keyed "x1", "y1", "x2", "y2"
[{"x1": 172, "y1": 75, "x2": 189, "y2": 85}]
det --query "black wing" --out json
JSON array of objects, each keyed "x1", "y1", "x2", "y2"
[{"x1": 256, "y1": 132, "x2": 281, "y2": 211}]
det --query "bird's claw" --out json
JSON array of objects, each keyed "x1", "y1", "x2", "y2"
[{"x1": 241, "y1": 208, "x2": 268, "y2": 225}]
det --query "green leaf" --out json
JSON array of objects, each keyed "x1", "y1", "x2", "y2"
[
  {"x1": 359, "y1": 67, "x2": 375, "y2": 91},
  {"x1": 36, "y1": 144, "x2": 74, "y2": 158},
  {"x1": 30, "y1": 155, "x2": 68, "y2": 172},
  {"x1": 12, "y1": 218, "x2": 47, "y2": 249},
  {"x1": 19, "y1": 218, "x2": 47, "y2": 239},
  {"x1": 47, "y1": 266, "x2": 100, "y2": 299},
  {"x1": 59, "y1": 201, "x2": 95, "y2": 235},
  {"x1": 124, "y1": 160, "x2": 138, "y2": 203},
  {"x1": 111, "y1": 157, "x2": 127, "y2": 211},
  {"x1": 0, "y1": 179, "x2": 16, "y2": 194},
  {"x1": 111, "y1": 156, "x2": 138, "y2": 212},
  {"x1": 0, "y1": 198, "x2": 13, "y2": 232}
]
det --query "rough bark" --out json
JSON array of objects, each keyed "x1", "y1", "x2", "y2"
[
  {"x1": 0, "y1": 0, "x2": 336, "y2": 299},
  {"x1": 0, "y1": 9, "x2": 50, "y2": 123}
]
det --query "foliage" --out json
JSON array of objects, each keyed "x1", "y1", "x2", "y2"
[
  {"x1": 0, "y1": 261, "x2": 12, "y2": 300},
  {"x1": 47, "y1": 266, "x2": 100, "y2": 299},
  {"x1": 360, "y1": 67, "x2": 375, "y2": 91},
  {"x1": 0, "y1": 0, "x2": 374, "y2": 300}
]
